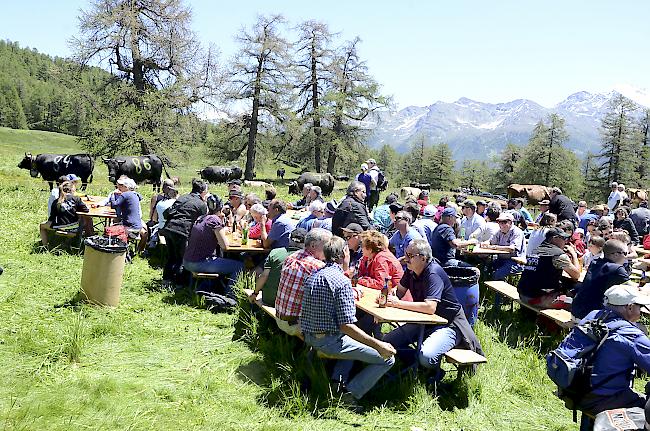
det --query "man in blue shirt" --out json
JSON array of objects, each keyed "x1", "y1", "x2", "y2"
[
  {"x1": 389, "y1": 211, "x2": 423, "y2": 260},
  {"x1": 301, "y1": 236, "x2": 396, "y2": 404},
  {"x1": 413, "y1": 204, "x2": 438, "y2": 249},
  {"x1": 572, "y1": 239, "x2": 630, "y2": 319},
  {"x1": 383, "y1": 239, "x2": 483, "y2": 381},
  {"x1": 578, "y1": 205, "x2": 604, "y2": 231},
  {"x1": 430, "y1": 207, "x2": 473, "y2": 267},
  {"x1": 576, "y1": 284, "x2": 650, "y2": 415},
  {"x1": 261, "y1": 199, "x2": 295, "y2": 249}
]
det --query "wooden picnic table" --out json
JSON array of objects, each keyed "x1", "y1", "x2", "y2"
[
  {"x1": 355, "y1": 287, "x2": 447, "y2": 325},
  {"x1": 76, "y1": 195, "x2": 117, "y2": 227},
  {"x1": 222, "y1": 232, "x2": 270, "y2": 253},
  {"x1": 633, "y1": 245, "x2": 650, "y2": 256}
]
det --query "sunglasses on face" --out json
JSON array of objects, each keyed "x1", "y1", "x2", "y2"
[
  {"x1": 405, "y1": 252, "x2": 424, "y2": 260},
  {"x1": 343, "y1": 234, "x2": 358, "y2": 240},
  {"x1": 497, "y1": 220, "x2": 510, "y2": 225},
  {"x1": 395, "y1": 216, "x2": 409, "y2": 222}
]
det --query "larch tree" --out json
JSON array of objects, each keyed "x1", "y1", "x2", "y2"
[
  {"x1": 597, "y1": 94, "x2": 640, "y2": 189},
  {"x1": 325, "y1": 37, "x2": 389, "y2": 175},
  {"x1": 225, "y1": 14, "x2": 291, "y2": 179},
  {"x1": 293, "y1": 20, "x2": 334, "y2": 172},
  {"x1": 637, "y1": 109, "x2": 650, "y2": 186},
  {"x1": 70, "y1": 0, "x2": 221, "y2": 157}
]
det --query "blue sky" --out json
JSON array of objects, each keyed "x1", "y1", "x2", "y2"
[{"x1": 2, "y1": 0, "x2": 649, "y2": 109}]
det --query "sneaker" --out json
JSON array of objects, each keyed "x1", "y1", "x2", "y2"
[{"x1": 338, "y1": 392, "x2": 364, "y2": 413}]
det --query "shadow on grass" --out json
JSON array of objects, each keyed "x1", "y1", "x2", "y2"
[
  {"x1": 236, "y1": 358, "x2": 268, "y2": 386},
  {"x1": 479, "y1": 286, "x2": 564, "y2": 354},
  {"x1": 53, "y1": 291, "x2": 85, "y2": 310},
  {"x1": 29, "y1": 239, "x2": 83, "y2": 256}
]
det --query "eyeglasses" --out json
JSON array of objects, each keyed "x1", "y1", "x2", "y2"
[
  {"x1": 612, "y1": 250, "x2": 627, "y2": 256},
  {"x1": 395, "y1": 216, "x2": 409, "y2": 222},
  {"x1": 405, "y1": 252, "x2": 424, "y2": 259},
  {"x1": 497, "y1": 220, "x2": 511, "y2": 224},
  {"x1": 343, "y1": 234, "x2": 358, "y2": 240}
]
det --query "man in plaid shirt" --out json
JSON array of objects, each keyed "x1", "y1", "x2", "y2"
[
  {"x1": 301, "y1": 236, "x2": 396, "y2": 406},
  {"x1": 275, "y1": 228, "x2": 332, "y2": 336}
]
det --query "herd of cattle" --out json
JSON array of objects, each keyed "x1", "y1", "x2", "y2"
[
  {"x1": 19, "y1": 153, "x2": 650, "y2": 203},
  {"x1": 17, "y1": 152, "x2": 338, "y2": 196}
]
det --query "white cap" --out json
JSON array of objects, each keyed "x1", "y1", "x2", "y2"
[
  {"x1": 361, "y1": 163, "x2": 368, "y2": 170},
  {"x1": 604, "y1": 284, "x2": 650, "y2": 307}
]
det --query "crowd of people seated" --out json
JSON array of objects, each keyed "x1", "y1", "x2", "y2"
[{"x1": 41, "y1": 165, "x2": 650, "y2": 414}]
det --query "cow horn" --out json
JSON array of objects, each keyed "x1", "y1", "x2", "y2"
[
  {"x1": 196, "y1": 170, "x2": 202, "y2": 174},
  {"x1": 101, "y1": 156, "x2": 108, "y2": 162}
]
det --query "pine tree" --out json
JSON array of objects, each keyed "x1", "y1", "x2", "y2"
[
  {"x1": 637, "y1": 109, "x2": 650, "y2": 187},
  {"x1": 514, "y1": 113, "x2": 581, "y2": 196},
  {"x1": 425, "y1": 143, "x2": 455, "y2": 190},
  {"x1": 597, "y1": 94, "x2": 640, "y2": 189},
  {"x1": 489, "y1": 143, "x2": 522, "y2": 194}
]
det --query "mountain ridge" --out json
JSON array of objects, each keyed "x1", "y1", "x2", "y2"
[{"x1": 365, "y1": 88, "x2": 649, "y2": 160}]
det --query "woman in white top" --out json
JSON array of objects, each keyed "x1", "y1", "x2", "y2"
[{"x1": 526, "y1": 213, "x2": 557, "y2": 257}]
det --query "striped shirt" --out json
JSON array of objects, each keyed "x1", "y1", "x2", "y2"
[{"x1": 275, "y1": 249, "x2": 325, "y2": 319}]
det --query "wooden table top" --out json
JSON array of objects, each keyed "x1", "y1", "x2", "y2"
[
  {"x1": 222, "y1": 232, "x2": 270, "y2": 253},
  {"x1": 633, "y1": 245, "x2": 650, "y2": 256},
  {"x1": 355, "y1": 287, "x2": 447, "y2": 325},
  {"x1": 461, "y1": 246, "x2": 512, "y2": 256},
  {"x1": 77, "y1": 195, "x2": 117, "y2": 219}
]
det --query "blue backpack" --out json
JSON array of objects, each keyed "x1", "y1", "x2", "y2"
[{"x1": 546, "y1": 310, "x2": 628, "y2": 412}]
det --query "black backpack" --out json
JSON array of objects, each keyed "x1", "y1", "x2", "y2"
[
  {"x1": 377, "y1": 170, "x2": 388, "y2": 191},
  {"x1": 546, "y1": 310, "x2": 630, "y2": 420}
]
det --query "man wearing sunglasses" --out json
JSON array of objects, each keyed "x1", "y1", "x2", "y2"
[
  {"x1": 382, "y1": 239, "x2": 483, "y2": 382},
  {"x1": 389, "y1": 211, "x2": 423, "y2": 261},
  {"x1": 572, "y1": 239, "x2": 630, "y2": 320},
  {"x1": 341, "y1": 223, "x2": 364, "y2": 267}
]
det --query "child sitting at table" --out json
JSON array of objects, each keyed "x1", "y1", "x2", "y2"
[{"x1": 582, "y1": 235, "x2": 605, "y2": 270}]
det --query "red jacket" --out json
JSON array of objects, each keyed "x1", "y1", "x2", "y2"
[{"x1": 357, "y1": 250, "x2": 404, "y2": 290}]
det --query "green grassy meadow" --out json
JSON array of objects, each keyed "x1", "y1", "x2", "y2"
[{"x1": 0, "y1": 127, "x2": 580, "y2": 430}]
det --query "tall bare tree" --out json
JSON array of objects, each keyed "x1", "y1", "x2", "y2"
[
  {"x1": 70, "y1": 0, "x2": 221, "y2": 156},
  {"x1": 225, "y1": 15, "x2": 291, "y2": 179}
]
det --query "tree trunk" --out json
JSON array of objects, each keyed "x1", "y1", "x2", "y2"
[
  {"x1": 311, "y1": 40, "x2": 322, "y2": 172},
  {"x1": 245, "y1": 60, "x2": 263, "y2": 180},
  {"x1": 327, "y1": 113, "x2": 343, "y2": 174}
]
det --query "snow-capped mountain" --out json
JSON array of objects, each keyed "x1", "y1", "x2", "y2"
[{"x1": 365, "y1": 90, "x2": 648, "y2": 161}]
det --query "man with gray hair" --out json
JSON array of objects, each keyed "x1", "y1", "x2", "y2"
[
  {"x1": 332, "y1": 181, "x2": 372, "y2": 237},
  {"x1": 301, "y1": 236, "x2": 396, "y2": 406},
  {"x1": 607, "y1": 181, "x2": 621, "y2": 211},
  {"x1": 274, "y1": 228, "x2": 332, "y2": 336},
  {"x1": 288, "y1": 182, "x2": 313, "y2": 210},
  {"x1": 383, "y1": 239, "x2": 483, "y2": 383},
  {"x1": 572, "y1": 239, "x2": 630, "y2": 320},
  {"x1": 296, "y1": 200, "x2": 326, "y2": 231}
]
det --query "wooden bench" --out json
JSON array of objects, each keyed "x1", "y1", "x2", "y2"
[
  {"x1": 191, "y1": 272, "x2": 220, "y2": 291},
  {"x1": 444, "y1": 348, "x2": 487, "y2": 374},
  {"x1": 485, "y1": 280, "x2": 574, "y2": 329}
]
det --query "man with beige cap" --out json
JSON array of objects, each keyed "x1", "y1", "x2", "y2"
[{"x1": 574, "y1": 284, "x2": 650, "y2": 416}]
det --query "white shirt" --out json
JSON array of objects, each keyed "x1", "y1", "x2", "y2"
[
  {"x1": 367, "y1": 166, "x2": 380, "y2": 190},
  {"x1": 470, "y1": 221, "x2": 499, "y2": 243},
  {"x1": 607, "y1": 191, "x2": 621, "y2": 210},
  {"x1": 460, "y1": 213, "x2": 486, "y2": 240},
  {"x1": 47, "y1": 188, "x2": 60, "y2": 218},
  {"x1": 526, "y1": 227, "x2": 549, "y2": 257}
]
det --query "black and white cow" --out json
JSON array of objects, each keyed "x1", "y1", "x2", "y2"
[
  {"x1": 288, "y1": 172, "x2": 335, "y2": 196},
  {"x1": 18, "y1": 153, "x2": 94, "y2": 190},
  {"x1": 102, "y1": 155, "x2": 164, "y2": 191}
]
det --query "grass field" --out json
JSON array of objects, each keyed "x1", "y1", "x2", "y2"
[{"x1": 0, "y1": 126, "x2": 581, "y2": 430}]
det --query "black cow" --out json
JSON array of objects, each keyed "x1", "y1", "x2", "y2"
[
  {"x1": 102, "y1": 155, "x2": 164, "y2": 191},
  {"x1": 276, "y1": 168, "x2": 285, "y2": 179},
  {"x1": 197, "y1": 166, "x2": 243, "y2": 184},
  {"x1": 335, "y1": 175, "x2": 350, "y2": 181},
  {"x1": 288, "y1": 172, "x2": 335, "y2": 196},
  {"x1": 18, "y1": 152, "x2": 94, "y2": 191}
]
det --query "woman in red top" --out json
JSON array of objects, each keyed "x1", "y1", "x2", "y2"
[
  {"x1": 247, "y1": 203, "x2": 273, "y2": 240},
  {"x1": 357, "y1": 230, "x2": 404, "y2": 290}
]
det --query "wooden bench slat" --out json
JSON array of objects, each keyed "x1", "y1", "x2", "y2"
[
  {"x1": 243, "y1": 288, "x2": 277, "y2": 319},
  {"x1": 485, "y1": 281, "x2": 520, "y2": 302},
  {"x1": 539, "y1": 309, "x2": 574, "y2": 328},
  {"x1": 192, "y1": 272, "x2": 220, "y2": 279},
  {"x1": 444, "y1": 348, "x2": 487, "y2": 365}
]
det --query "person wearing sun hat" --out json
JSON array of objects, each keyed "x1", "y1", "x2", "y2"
[
  {"x1": 430, "y1": 207, "x2": 474, "y2": 267},
  {"x1": 573, "y1": 284, "x2": 650, "y2": 416}
]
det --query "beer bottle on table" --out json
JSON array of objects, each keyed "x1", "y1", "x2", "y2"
[
  {"x1": 379, "y1": 278, "x2": 389, "y2": 308},
  {"x1": 351, "y1": 263, "x2": 359, "y2": 287}
]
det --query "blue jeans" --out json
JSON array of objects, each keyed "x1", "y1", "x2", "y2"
[
  {"x1": 491, "y1": 259, "x2": 523, "y2": 280},
  {"x1": 383, "y1": 324, "x2": 459, "y2": 369},
  {"x1": 304, "y1": 333, "x2": 395, "y2": 400},
  {"x1": 183, "y1": 258, "x2": 245, "y2": 294},
  {"x1": 443, "y1": 258, "x2": 473, "y2": 268}
]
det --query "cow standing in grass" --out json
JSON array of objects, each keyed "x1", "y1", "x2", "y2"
[
  {"x1": 102, "y1": 155, "x2": 164, "y2": 192},
  {"x1": 18, "y1": 153, "x2": 94, "y2": 191}
]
